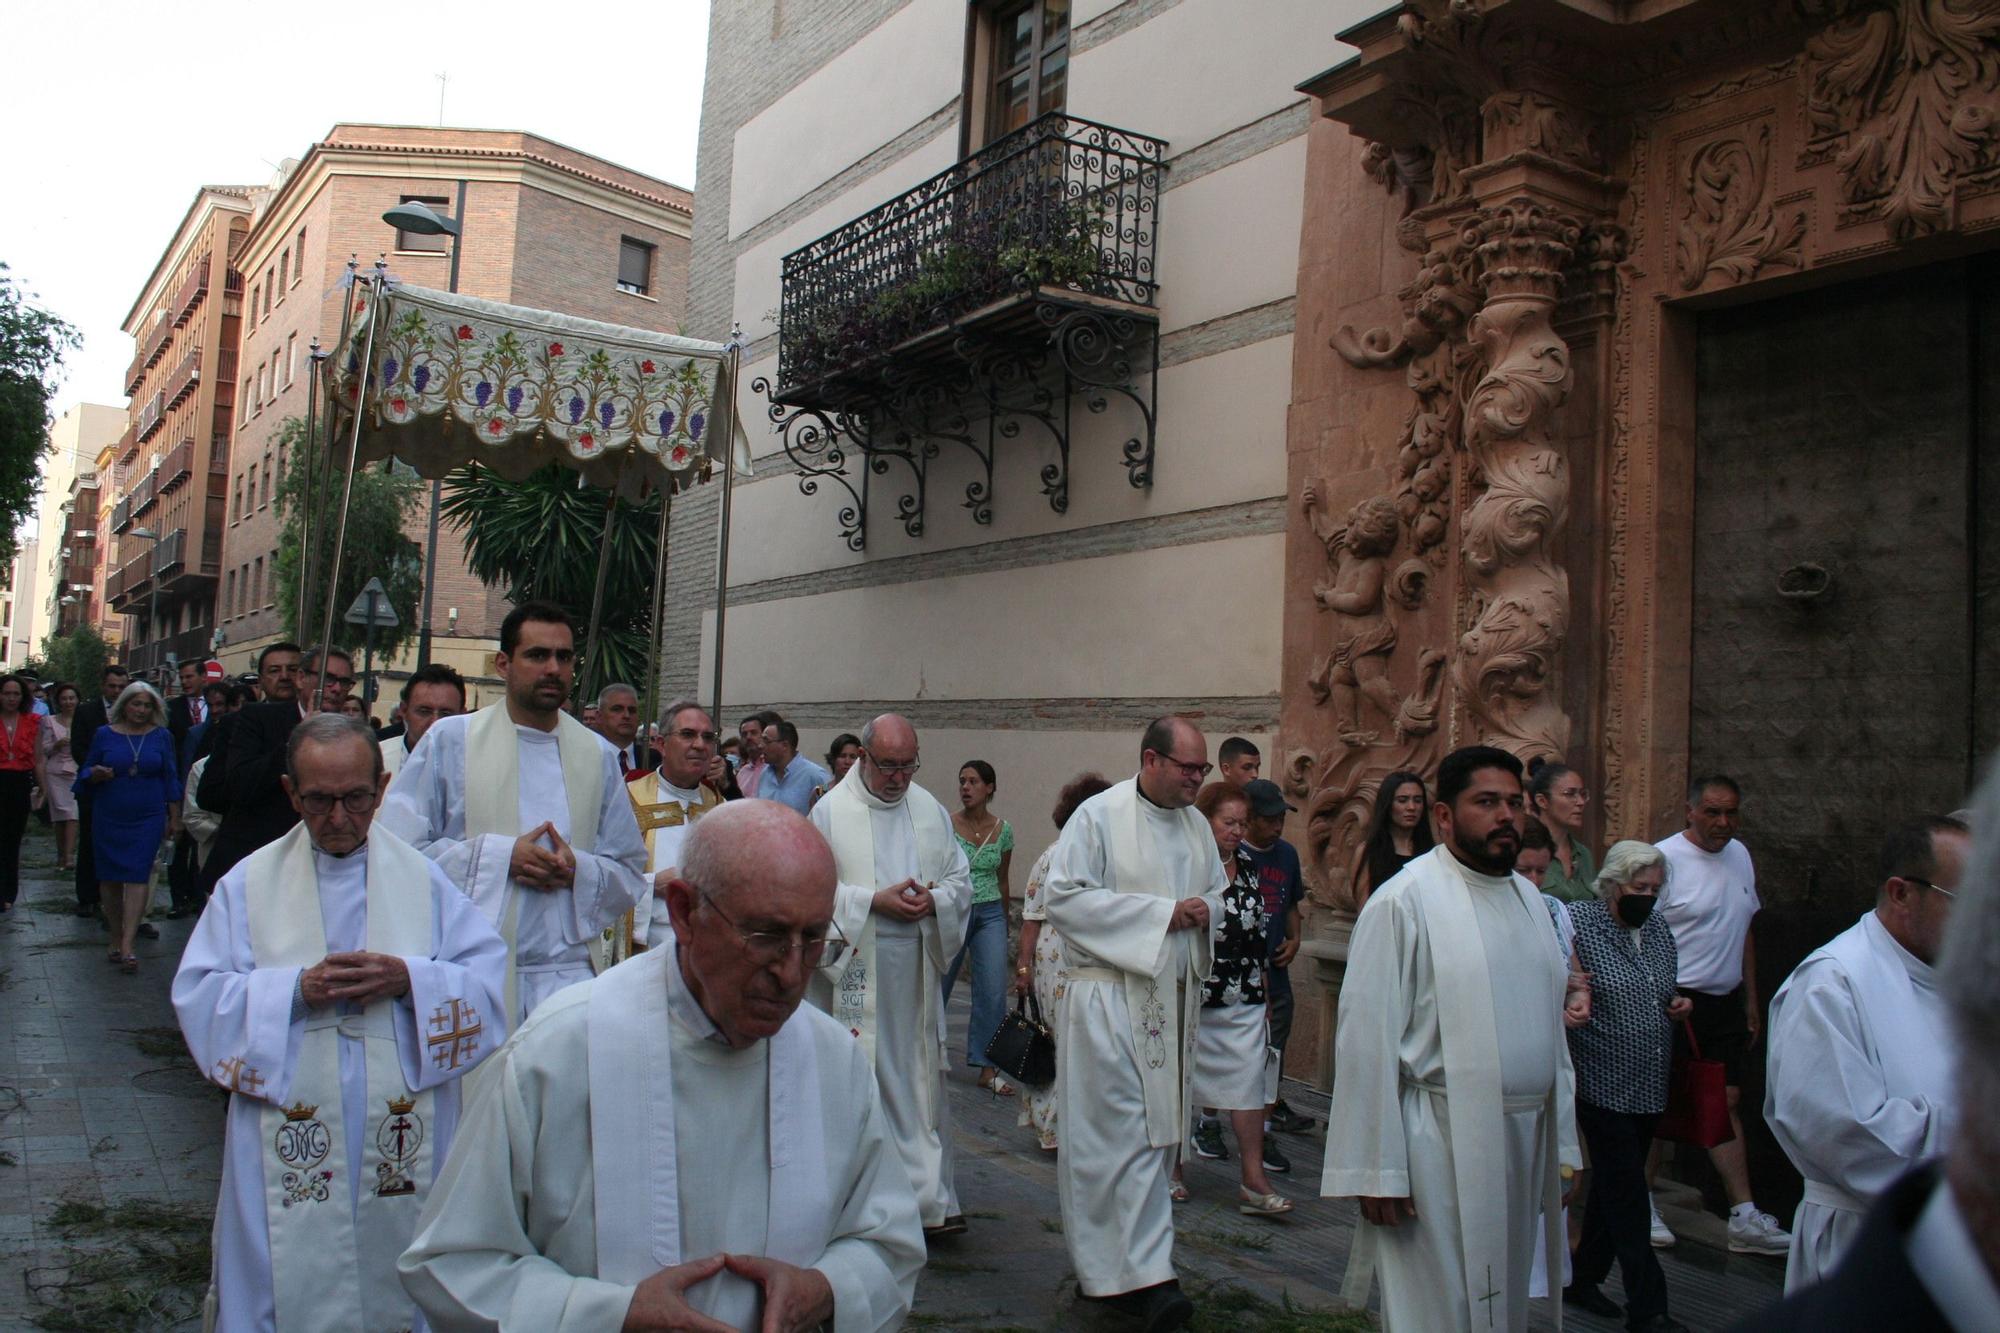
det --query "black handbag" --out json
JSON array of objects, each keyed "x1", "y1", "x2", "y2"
[{"x1": 983, "y1": 990, "x2": 1057, "y2": 1089}]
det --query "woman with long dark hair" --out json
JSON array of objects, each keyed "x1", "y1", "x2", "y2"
[
  {"x1": 1356, "y1": 770, "x2": 1434, "y2": 912},
  {"x1": 0, "y1": 675, "x2": 49, "y2": 912},
  {"x1": 943, "y1": 759, "x2": 1015, "y2": 1093}
]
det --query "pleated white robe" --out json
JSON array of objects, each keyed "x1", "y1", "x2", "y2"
[
  {"x1": 807, "y1": 769, "x2": 971, "y2": 1226},
  {"x1": 1321, "y1": 846, "x2": 1579, "y2": 1333},
  {"x1": 1766, "y1": 911, "x2": 1954, "y2": 1291},
  {"x1": 380, "y1": 713, "x2": 646, "y2": 1024},
  {"x1": 397, "y1": 950, "x2": 925, "y2": 1332},
  {"x1": 173, "y1": 840, "x2": 507, "y2": 1332},
  {"x1": 1040, "y1": 779, "x2": 1225, "y2": 1297}
]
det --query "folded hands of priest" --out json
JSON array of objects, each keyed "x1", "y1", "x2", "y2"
[
  {"x1": 511, "y1": 821, "x2": 578, "y2": 891},
  {"x1": 620, "y1": 1253, "x2": 834, "y2": 1333},
  {"x1": 300, "y1": 950, "x2": 412, "y2": 1006}
]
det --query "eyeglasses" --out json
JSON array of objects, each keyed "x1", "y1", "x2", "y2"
[
  {"x1": 700, "y1": 891, "x2": 848, "y2": 967},
  {"x1": 1147, "y1": 749, "x2": 1212, "y2": 780},
  {"x1": 862, "y1": 748, "x2": 920, "y2": 777},
  {"x1": 670, "y1": 727, "x2": 720, "y2": 744},
  {"x1": 1907, "y1": 877, "x2": 1958, "y2": 899},
  {"x1": 317, "y1": 674, "x2": 357, "y2": 688},
  {"x1": 297, "y1": 788, "x2": 380, "y2": 816}
]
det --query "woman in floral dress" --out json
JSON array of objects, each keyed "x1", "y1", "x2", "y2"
[{"x1": 1014, "y1": 772, "x2": 1110, "y2": 1150}]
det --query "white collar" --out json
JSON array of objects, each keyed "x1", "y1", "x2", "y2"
[
  {"x1": 1909, "y1": 1177, "x2": 2000, "y2": 1331},
  {"x1": 657, "y1": 775, "x2": 702, "y2": 803},
  {"x1": 667, "y1": 947, "x2": 732, "y2": 1046}
]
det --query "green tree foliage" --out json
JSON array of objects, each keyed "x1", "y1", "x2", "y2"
[
  {"x1": 0, "y1": 263, "x2": 82, "y2": 564},
  {"x1": 38, "y1": 623, "x2": 111, "y2": 692},
  {"x1": 272, "y1": 417, "x2": 423, "y2": 658},
  {"x1": 440, "y1": 463, "x2": 661, "y2": 704}
]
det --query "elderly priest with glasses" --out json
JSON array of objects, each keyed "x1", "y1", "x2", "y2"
[
  {"x1": 400, "y1": 799, "x2": 926, "y2": 1333},
  {"x1": 173, "y1": 714, "x2": 507, "y2": 1333}
]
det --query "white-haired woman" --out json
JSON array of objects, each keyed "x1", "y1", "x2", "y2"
[
  {"x1": 74, "y1": 682, "x2": 181, "y2": 973},
  {"x1": 1562, "y1": 840, "x2": 1694, "y2": 1333}
]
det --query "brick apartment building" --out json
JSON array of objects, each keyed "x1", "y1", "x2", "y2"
[
  {"x1": 220, "y1": 124, "x2": 693, "y2": 697},
  {"x1": 111, "y1": 187, "x2": 252, "y2": 683}
]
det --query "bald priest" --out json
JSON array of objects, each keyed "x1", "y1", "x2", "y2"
[{"x1": 399, "y1": 799, "x2": 926, "y2": 1332}]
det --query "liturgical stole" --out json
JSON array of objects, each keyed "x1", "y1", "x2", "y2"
[
  {"x1": 242, "y1": 825, "x2": 437, "y2": 1333},
  {"x1": 587, "y1": 948, "x2": 828, "y2": 1281},
  {"x1": 592, "y1": 774, "x2": 725, "y2": 971},
  {"x1": 462, "y1": 703, "x2": 604, "y2": 1022}
]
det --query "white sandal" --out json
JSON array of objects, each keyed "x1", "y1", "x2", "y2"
[{"x1": 1238, "y1": 1188, "x2": 1293, "y2": 1218}]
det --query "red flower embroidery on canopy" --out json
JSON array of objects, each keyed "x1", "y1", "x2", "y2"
[
  {"x1": 549, "y1": 342, "x2": 564, "y2": 356},
  {"x1": 486, "y1": 418, "x2": 503, "y2": 435},
  {"x1": 456, "y1": 325, "x2": 474, "y2": 341},
  {"x1": 391, "y1": 398, "x2": 408, "y2": 413},
  {"x1": 579, "y1": 432, "x2": 595, "y2": 448},
  {"x1": 640, "y1": 359, "x2": 656, "y2": 374}
]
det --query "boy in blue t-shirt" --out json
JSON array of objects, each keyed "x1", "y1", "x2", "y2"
[{"x1": 1240, "y1": 779, "x2": 1313, "y2": 1160}]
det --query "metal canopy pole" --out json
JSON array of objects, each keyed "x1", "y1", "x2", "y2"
[
  {"x1": 707, "y1": 341, "x2": 741, "y2": 727},
  {"x1": 641, "y1": 483, "x2": 674, "y2": 734},
  {"x1": 314, "y1": 262, "x2": 387, "y2": 686},
  {"x1": 302, "y1": 258, "x2": 362, "y2": 641},
  {"x1": 578, "y1": 458, "x2": 626, "y2": 715}
]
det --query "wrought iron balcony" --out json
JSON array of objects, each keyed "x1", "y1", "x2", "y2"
[
  {"x1": 762, "y1": 112, "x2": 1167, "y2": 548},
  {"x1": 111, "y1": 497, "x2": 134, "y2": 534},
  {"x1": 116, "y1": 424, "x2": 138, "y2": 467},
  {"x1": 129, "y1": 626, "x2": 215, "y2": 676},
  {"x1": 164, "y1": 348, "x2": 201, "y2": 409},
  {"x1": 159, "y1": 440, "x2": 194, "y2": 493},
  {"x1": 173, "y1": 256, "x2": 210, "y2": 327},
  {"x1": 137, "y1": 391, "x2": 167, "y2": 443}
]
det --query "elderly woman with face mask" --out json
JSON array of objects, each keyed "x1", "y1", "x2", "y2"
[{"x1": 1561, "y1": 840, "x2": 1695, "y2": 1333}]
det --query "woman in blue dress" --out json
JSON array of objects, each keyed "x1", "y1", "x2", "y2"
[{"x1": 75, "y1": 682, "x2": 181, "y2": 973}]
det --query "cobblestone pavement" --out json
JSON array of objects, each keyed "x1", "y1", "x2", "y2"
[{"x1": 0, "y1": 825, "x2": 1787, "y2": 1330}]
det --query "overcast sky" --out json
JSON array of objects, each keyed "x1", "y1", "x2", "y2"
[{"x1": 1, "y1": 0, "x2": 710, "y2": 423}]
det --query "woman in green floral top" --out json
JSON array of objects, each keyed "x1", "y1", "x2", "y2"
[
  {"x1": 1529, "y1": 757, "x2": 1598, "y2": 904},
  {"x1": 943, "y1": 760, "x2": 1015, "y2": 1092}
]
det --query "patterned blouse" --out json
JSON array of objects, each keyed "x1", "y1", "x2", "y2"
[
  {"x1": 956, "y1": 819, "x2": 1013, "y2": 905},
  {"x1": 1567, "y1": 897, "x2": 1681, "y2": 1115},
  {"x1": 1202, "y1": 849, "x2": 1267, "y2": 1009}
]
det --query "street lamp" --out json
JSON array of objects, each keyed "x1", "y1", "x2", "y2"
[
  {"x1": 129, "y1": 525, "x2": 164, "y2": 682},
  {"x1": 383, "y1": 184, "x2": 466, "y2": 671}
]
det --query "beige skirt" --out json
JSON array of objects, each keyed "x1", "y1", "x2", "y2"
[{"x1": 1191, "y1": 1000, "x2": 1267, "y2": 1111}]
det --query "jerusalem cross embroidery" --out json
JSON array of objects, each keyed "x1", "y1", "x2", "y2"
[
  {"x1": 426, "y1": 998, "x2": 483, "y2": 1071},
  {"x1": 212, "y1": 1055, "x2": 266, "y2": 1096}
]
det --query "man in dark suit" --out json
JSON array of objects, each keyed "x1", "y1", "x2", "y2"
[
  {"x1": 593, "y1": 682, "x2": 662, "y2": 779},
  {"x1": 1737, "y1": 779, "x2": 2000, "y2": 1332},
  {"x1": 194, "y1": 641, "x2": 330, "y2": 897},
  {"x1": 165, "y1": 659, "x2": 209, "y2": 750},
  {"x1": 68, "y1": 663, "x2": 129, "y2": 920}
]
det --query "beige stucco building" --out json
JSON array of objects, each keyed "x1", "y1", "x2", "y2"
[{"x1": 26, "y1": 403, "x2": 125, "y2": 659}]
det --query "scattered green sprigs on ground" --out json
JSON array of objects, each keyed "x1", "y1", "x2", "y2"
[
  {"x1": 28, "y1": 939, "x2": 102, "y2": 955},
  {"x1": 925, "y1": 1258, "x2": 998, "y2": 1275},
  {"x1": 25, "y1": 896, "x2": 74, "y2": 914},
  {"x1": 29, "y1": 1196, "x2": 211, "y2": 1332},
  {"x1": 1037, "y1": 1217, "x2": 1063, "y2": 1234},
  {"x1": 961, "y1": 1209, "x2": 1005, "y2": 1220},
  {"x1": 88, "y1": 1136, "x2": 117, "y2": 1158},
  {"x1": 119, "y1": 1027, "x2": 191, "y2": 1060},
  {"x1": 1186, "y1": 1224, "x2": 1274, "y2": 1254},
  {"x1": 1190, "y1": 1284, "x2": 1376, "y2": 1332},
  {"x1": 0, "y1": 1149, "x2": 17, "y2": 1166}
]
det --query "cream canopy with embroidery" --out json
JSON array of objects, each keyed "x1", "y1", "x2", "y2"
[{"x1": 339, "y1": 282, "x2": 749, "y2": 498}]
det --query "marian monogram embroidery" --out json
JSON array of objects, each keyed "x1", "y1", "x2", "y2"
[
  {"x1": 373, "y1": 1095, "x2": 425, "y2": 1197},
  {"x1": 274, "y1": 1102, "x2": 334, "y2": 1207},
  {"x1": 1139, "y1": 983, "x2": 1169, "y2": 1069},
  {"x1": 426, "y1": 998, "x2": 483, "y2": 1071}
]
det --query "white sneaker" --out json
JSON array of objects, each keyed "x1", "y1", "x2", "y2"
[
  {"x1": 1649, "y1": 1197, "x2": 1676, "y2": 1248},
  {"x1": 1727, "y1": 1207, "x2": 1792, "y2": 1256}
]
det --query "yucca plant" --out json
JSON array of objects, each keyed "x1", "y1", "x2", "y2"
[{"x1": 439, "y1": 462, "x2": 662, "y2": 704}]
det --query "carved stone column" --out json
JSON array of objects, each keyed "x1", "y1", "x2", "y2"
[{"x1": 1454, "y1": 199, "x2": 1581, "y2": 762}]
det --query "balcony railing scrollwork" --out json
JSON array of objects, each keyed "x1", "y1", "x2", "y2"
[{"x1": 761, "y1": 113, "x2": 1166, "y2": 549}]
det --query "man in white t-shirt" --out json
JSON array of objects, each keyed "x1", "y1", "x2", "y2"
[{"x1": 1649, "y1": 775, "x2": 1793, "y2": 1256}]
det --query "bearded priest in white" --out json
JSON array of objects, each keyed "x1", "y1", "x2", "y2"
[
  {"x1": 399, "y1": 799, "x2": 926, "y2": 1332},
  {"x1": 173, "y1": 714, "x2": 507, "y2": 1333},
  {"x1": 1040, "y1": 717, "x2": 1225, "y2": 1333},
  {"x1": 595, "y1": 698, "x2": 727, "y2": 970},
  {"x1": 807, "y1": 712, "x2": 972, "y2": 1236},
  {"x1": 1321, "y1": 745, "x2": 1580, "y2": 1333},
  {"x1": 1766, "y1": 814, "x2": 1967, "y2": 1292},
  {"x1": 380, "y1": 602, "x2": 646, "y2": 1026}
]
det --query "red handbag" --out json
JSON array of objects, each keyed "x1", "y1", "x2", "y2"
[{"x1": 1657, "y1": 1020, "x2": 1735, "y2": 1147}]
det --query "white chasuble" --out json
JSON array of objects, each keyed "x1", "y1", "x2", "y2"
[
  {"x1": 171, "y1": 826, "x2": 506, "y2": 1333},
  {"x1": 1320, "y1": 845, "x2": 1580, "y2": 1333},
  {"x1": 592, "y1": 772, "x2": 724, "y2": 969},
  {"x1": 807, "y1": 765, "x2": 970, "y2": 1225},
  {"x1": 1767, "y1": 911, "x2": 1954, "y2": 1291},
  {"x1": 1039, "y1": 778, "x2": 1224, "y2": 1298},
  {"x1": 380, "y1": 706, "x2": 646, "y2": 1026},
  {"x1": 398, "y1": 950, "x2": 926, "y2": 1332}
]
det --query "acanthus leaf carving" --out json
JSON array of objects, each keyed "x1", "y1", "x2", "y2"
[
  {"x1": 1677, "y1": 125, "x2": 1809, "y2": 291},
  {"x1": 1482, "y1": 91, "x2": 1603, "y2": 174},
  {"x1": 1802, "y1": 0, "x2": 2000, "y2": 240}
]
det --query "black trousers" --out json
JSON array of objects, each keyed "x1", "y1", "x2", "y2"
[
  {"x1": 167, "y1": 832, "x2": 203, "y2": 912},
  {"x1": 0, "y1": 770, "x2": 30, "y2": 908},
  {"x1": 1573, "y1": 1100, "x2": 1670, "y2": 1327},
  {"x1": 74, "y1": 788, "x2": 99, "y2": 911}
]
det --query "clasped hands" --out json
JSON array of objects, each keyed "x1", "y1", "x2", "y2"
[
  {"x1": 300, "y1": 951, "x2": 410, "y2": 1007},
  {"x1": 511, "y1": 821, "x2": 578, "y2": 892},
  {"x1": 1168, "y1": 897, "x2": 1210, "y2": 932},
  {"x1": 622, "y1": 1252, "x2": 832, "y2": 1333},
  {"x1": 872, "y1": 877, "x2": 935, "y2": 922}
]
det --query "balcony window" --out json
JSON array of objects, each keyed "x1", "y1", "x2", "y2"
[
  {"x1": 617, "y1": 237, "x2": 654, "y2": 296},
  {"x1": 395, "y1": 196, "x2": 453, "y2": 253},
  {"x1": 983, "y1": 0, "x2": 1069, "y2": 147}
]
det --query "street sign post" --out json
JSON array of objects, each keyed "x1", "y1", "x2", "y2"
[{"x1": 343, "y1": 578, "x2": 399, "y2": 717}]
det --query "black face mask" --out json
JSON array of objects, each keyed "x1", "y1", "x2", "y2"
[{"x1": 1617, "y1": 894, "x2": 1656, "y2": 928}]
